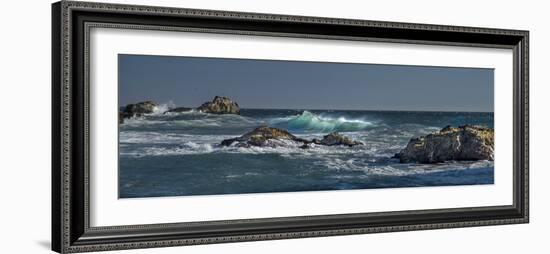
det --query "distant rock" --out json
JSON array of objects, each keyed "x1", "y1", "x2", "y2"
[
  {"x1": 121, "y1": 101, "x2": 157, "y2": 117},
  {"x1": 221, "y1": 127, "x2": 363, "y2": 149},
  {"x1": 314, "y1": 132, "x2": 364, "y2": 147},
  {"x1": 119, "y1": 101, "x2": 158, "y2": 123},
  {"x1": 164, "y1": 107, "x2": 192, "y2": 114},
  {"x1": 394, "y1": 125, "x2": 494, "y2": 163},
  {"x1": 197, "y1": 96, "x2": 240, "y2": 114}
]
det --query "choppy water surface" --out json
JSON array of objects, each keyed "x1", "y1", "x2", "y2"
[{"x1": 119, "y1": 107, "x2": 494, "y2": 198}]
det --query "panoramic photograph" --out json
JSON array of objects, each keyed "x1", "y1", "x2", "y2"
[{"x1": 118, "y1": 54, "x2": 495, "y2": 198}]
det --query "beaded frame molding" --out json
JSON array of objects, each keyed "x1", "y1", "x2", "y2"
[{"x1": 52, "y1": 1, "x2": 529, "y2": 253}]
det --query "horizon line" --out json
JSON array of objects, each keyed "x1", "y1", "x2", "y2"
[
  {"x1": 240, "y1": 107, "x2": 494, "y2": 113},
  {"x1": 119, "y1": 101, "x2": 494, "y2": 113}
]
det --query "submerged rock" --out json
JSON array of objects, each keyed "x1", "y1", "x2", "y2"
[
  {"x1": 119, "y1": 101, "x2": 158, "y2": 123},
  {"x1": 314, "y1": 132, "x2": 364, "y2": 147},
  {"x1": 394, "y1": 125, "x2": 494, "y2": 163},
  {"x1": 197, "y1": 96, "x2": 240, "y2": 114},
  {"x1": 164, "y1": 106, "x2": 192, "y2": 114},
  {"x1": 221, "y1": 127, "x2": 362, "y2": 148}
]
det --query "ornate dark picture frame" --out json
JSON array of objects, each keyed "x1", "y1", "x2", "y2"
[{"x1": 52, "y1": 1, "x2": 529, "y2": 253}]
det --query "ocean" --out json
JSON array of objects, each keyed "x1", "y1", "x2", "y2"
[{"x1": 119, "y1": 108, "x2": 494, "y2": 198}]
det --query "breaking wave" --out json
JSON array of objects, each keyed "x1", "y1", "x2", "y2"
[{"x1": 271, "y1": 111, "x2": 374, "y2": 133}]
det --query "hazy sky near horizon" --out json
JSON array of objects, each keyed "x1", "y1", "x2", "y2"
[{"x1": 119, "y1": 54, "x2": 494, "y2": 112}]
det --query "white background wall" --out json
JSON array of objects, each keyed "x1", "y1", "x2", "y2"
[{"x1": 0, "y1": 0, "x2": 547, "y2": 253}]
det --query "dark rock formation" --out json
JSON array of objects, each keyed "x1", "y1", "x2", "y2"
[
  {"x1": 119, "y1": 101, "x2": 158, "y2": 123},
  {"x1": 197, "y1": 96, "x2": 240, "y2": 114},
  {"x1": 164, "y1": 107, "x2": 192, "y2": 114},
  {"x1": 221, "y1": 127, "x2": 362, "y2": 148},
  {"x1": 394, "y1": 125, "x2": 494, "y2": 163},
  {"x1": 314, "y1": 132, "x2": 364, "y2": 147},
  {"x1": 121, "y1": 101, "x2": 157, "y2": 117},
  {"x1": 221, "y1": 126, "x2": 308, "y2": 147}
]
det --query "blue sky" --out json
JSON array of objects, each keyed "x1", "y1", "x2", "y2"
[{"x1": 119, "y1": 54, "x2": 494, "y2": 112}]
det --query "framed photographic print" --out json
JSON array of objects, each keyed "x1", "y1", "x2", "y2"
[{"x1": 52, "y1": 1, "x2": 529, "y2": 253}]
